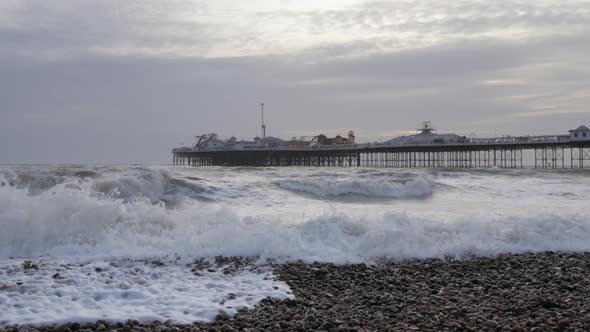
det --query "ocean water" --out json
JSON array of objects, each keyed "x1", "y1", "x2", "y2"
[{"x1": 1, "y1": 165, "x2": 589, "y2": 325}]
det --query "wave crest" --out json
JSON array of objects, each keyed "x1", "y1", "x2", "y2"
[
  {"x1": 274, "y1": 176, "x2": 434, "y2": 198},
  {"x1": 2, "y1": 176, "x2": 589, "y2": 262},
  {"x1": 0, "y1": 167, "x2": 215, "y2": 207}
]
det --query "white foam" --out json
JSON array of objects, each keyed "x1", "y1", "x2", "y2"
[
  {"x1": 2, "y1": 166, "x2": 590, "y2": 326},
  {"x1": 274, "y1": 176, "x2": 434, "y2": 198},
  {"x1": 2, "y1": 175, "x2": 590, "y2": 262},
  {"x1": 0, "y1": 259, "x2": 291, "y2": 327}
]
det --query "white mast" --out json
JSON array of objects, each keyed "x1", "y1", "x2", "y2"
[{"x1": 260, "y1": 103, "x2": 266, "y2": 139}]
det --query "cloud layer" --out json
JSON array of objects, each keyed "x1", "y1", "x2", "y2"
[{"x1": 1, "y1": 0, "x2": 589, "y2": 163}]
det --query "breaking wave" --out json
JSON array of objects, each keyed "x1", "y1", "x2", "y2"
[
  {"x1": 274, "y1": 176, "x2": 434, "y2": 198},
  {"x1": 2, "y1": 165, "x2": 590, "y2": 327},
  {"x1": 1, "y1": 168, "x2": 589, "y2": 262},
  {"x1": 0, "y1": 167, "x2": 217, "y2": 207}
]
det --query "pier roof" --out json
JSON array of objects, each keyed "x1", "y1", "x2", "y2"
[{"x1": 569, "y1": 125, "x2": 589, "y2": 132}]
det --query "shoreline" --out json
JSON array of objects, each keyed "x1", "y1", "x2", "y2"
[{"x1": 2, "y1": 251, "x2": 590, "y2": 331}]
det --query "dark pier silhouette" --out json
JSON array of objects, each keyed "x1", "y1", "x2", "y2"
[{"x1": 173, "y1": 141, "x2": 590, "y2": 169}]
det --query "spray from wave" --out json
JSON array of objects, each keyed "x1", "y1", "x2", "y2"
[{"x1": 1, "y1": 167, "x2": 589, "y2": 262}]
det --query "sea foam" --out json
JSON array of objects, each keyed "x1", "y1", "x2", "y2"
[
  {"x1": 2, "y1": 166, "x2": 590, "y2": 326},
  {"x1": 1, "y1": 172, "x2": 589, "y2": 262},
  {"x1": 0, "y1": 259, "x2": 291, "y2": 326}
]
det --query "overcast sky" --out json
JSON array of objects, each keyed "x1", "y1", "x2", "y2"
[{"x1": 1, "y1": 0, "x2": 589, "y2": 164}]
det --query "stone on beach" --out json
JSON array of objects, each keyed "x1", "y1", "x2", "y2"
[{"x1": 3, "y1": 252, "x2": 589, "y2": 331}]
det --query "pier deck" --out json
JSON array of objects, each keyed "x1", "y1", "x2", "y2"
[{"x1": 173, "y1": 140, "x2": 590, "y2": 169}]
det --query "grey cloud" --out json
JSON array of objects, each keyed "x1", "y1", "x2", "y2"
[
  {"x1": 3, "y1": 0, "x2": 589, "y2": 61},
  {"x1": 1, "y1": 1, "x2": 589, "y2": 163},
  {"x1": 261, "y1": 1, "x2": 590, "y2": 47},
  {"x1": 0, "y1": 0, "x2": 217, "y2": 60},
  {"x1": 2, "y1": 30, "x2": 588, "y2": 164}
]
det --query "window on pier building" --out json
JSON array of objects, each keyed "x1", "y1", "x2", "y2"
[
  {"x1": 584, "y1": 132, "x2": 588, "y2": 137},
  {"x1": 574, "y1": 133, "x2": 578, "y2": 137}
]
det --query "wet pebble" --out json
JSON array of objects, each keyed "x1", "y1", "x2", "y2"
[{"x1": 3, "y1": 252, "x2": 590, "y2": 331}]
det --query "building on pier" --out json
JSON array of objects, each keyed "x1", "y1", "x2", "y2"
[
  {"x1": 384, "y1": 121, "x2": 467, "y2": 146},
  {"x1": 256, "y1": 136, "x2": 288, "y2": 147},
  {"x1": 569, "y1": 125, "x2": 590, "y2": 141},
  {"x1": 311, "y1": 131, "x2": 356, "y2": 146}
]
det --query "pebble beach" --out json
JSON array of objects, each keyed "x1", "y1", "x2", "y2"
[{"x1": 3, "y1": 251, "x2": 589, "y2": 332}]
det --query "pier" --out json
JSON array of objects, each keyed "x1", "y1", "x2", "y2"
[
  {"x1": 173, "y1": 140, "x2": 590, "y2": 169},
  {"x1": 173, "y1": 121, "x2": 590, "y2": 169}
]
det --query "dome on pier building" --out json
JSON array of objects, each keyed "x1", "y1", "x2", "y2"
[{"x1": 384, "y1": 122, "x2": 466, "y2": 146}]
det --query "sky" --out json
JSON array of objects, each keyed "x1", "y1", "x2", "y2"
[{"x1": 1, "y1": 0, "x2": 589, "y2": 164}]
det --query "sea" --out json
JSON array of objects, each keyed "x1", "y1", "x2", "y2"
[{"x1": 1, "y1": 165, "x2": 589, "y2": 326}]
